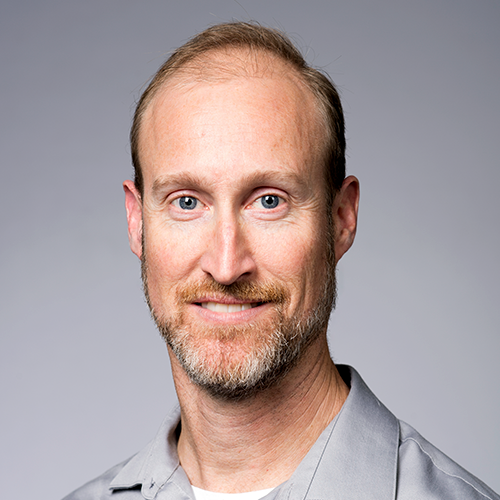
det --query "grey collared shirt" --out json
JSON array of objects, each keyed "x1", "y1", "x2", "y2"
[{"x1": 63, "y1": 366, "x2": 499, "y2": 500}]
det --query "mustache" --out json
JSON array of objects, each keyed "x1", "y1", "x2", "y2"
[{"x1": 177, "y1": 279, "x2": 289, "y2": 305}]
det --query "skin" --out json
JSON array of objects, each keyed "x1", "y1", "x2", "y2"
[{"x1": 124, "y1": 53, "x2": 359, "y2": 492}]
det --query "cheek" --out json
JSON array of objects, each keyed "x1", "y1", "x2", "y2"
[
  {"x1": 252, "y1": 223, "x2": 327, "y2": 287},
  {"x1": 143, "y1": 224, "x2": 205, "y2": 287}
]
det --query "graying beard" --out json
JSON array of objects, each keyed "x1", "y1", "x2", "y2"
[
  {"x1": 140, "y1": 216, "x2": 337, "y2": 401},
  {"x1": 162, "y1": 311, "x2": 326, "y2": 401}
]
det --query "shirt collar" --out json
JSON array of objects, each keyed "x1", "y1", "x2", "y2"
[
  {"x1": 290, "y1": 365, "x2": 399, "y2": 500},
  {"x1": 109, "y1": 366, "x2": 399, "y2": 500},
  {"x1": 109, "y1": 406, "x2": 189, "y2": 499}
]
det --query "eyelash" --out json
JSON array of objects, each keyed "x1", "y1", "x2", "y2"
[{"x1": 169, "y1": 193, "x2": 286, "y2": 212}]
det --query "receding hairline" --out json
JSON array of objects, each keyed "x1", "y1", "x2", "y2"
[
  {"x1": 130, "y1": 22, "x2": 346, "y2": 202},
  {"x1": 137, "y1": 47, "x2": 330, "y2": 173},
  {"x1": 156, "y1": 45, "x2": 312, "y2": 85}
]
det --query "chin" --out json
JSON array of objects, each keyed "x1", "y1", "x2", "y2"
[{"x1": 157, "y1": 312, "x2": 324, "y2": 401}]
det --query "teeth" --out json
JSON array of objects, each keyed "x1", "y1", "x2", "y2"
[{"x1": 201, "y1": 302, "x2": 254, "y2": 313}]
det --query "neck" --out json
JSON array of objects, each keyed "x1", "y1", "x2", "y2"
[{"x1": 169, "y1": 335, "x2": 349, "y2": 493}]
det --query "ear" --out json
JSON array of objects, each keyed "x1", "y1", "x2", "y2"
[
  {"x1": 332, "y1": 175, "x2": 360, "y2": 262},
  {"x1": 123, "y1": 180, "x2": 143, "y2": 259}
]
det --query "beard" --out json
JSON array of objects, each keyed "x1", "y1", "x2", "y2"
[{"x1": 141, "y1": 225, "x2": 337, "y2": 401}]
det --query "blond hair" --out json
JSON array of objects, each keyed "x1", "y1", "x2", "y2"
[{"x1": 130, "y1": 22, "x2": 345, "y2": 204}]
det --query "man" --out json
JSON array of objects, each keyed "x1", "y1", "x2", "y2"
[{"x1": 64, "y1": 22, "x2": 499, "y2": 500}]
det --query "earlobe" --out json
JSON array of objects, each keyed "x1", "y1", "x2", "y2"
[
  {"x1": 333, "y1": 175, "x2": 360, "y2": 262},
  {"x1": 123, "y1": 180, "x2": 143, "y2": 259}
]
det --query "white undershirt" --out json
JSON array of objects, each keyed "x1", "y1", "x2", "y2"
[{"x1": 191, "y1": 486, "x2": 274, "y2": 500}]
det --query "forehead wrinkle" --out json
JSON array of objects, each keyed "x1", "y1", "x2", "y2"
[{"x1": 148, "y1": 82, "x2": 322, "y2": 172}]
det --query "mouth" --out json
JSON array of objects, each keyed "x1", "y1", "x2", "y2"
[{"x1": 198, "y1": 302, "x2": 261, "y2": 313}]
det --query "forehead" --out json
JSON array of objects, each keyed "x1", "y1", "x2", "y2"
[{"x1": 138, "y1": 52, "x2": 325, "y2": 185}]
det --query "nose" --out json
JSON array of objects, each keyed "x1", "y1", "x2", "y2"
[{"x1": 200, "y1": 214, "x2": 256, "y2": 285}]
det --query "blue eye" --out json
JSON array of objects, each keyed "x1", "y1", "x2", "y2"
[
  {"x1": 260, "y1": 195, "x2": 280, "y2": 209},
  {"x1": 178, "y1": 196, "x2": 198, "y2": 210}
]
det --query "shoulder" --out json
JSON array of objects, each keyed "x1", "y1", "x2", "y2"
[
  {"x1": 61, "y1": 457, "x2": 137, "y2": 500},
  {"x1": 396, "y1": 421, "x2": 499, "y2": 499}
]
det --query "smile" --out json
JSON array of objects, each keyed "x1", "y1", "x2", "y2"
[{"x1": 200, "y1": 302, "x2": 258, "y2": 313}]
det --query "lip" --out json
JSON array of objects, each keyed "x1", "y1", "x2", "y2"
[
  {"x1": 188, "y1": 299, "x2": 271, "y2": 324},
  {"x1": 194, "y1": 295, "x2": 260, "y2": 304},
  {"x1": 200, "y1": 302, "x2": 255, "y2": 313}
]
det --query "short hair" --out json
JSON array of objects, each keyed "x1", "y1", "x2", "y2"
[{"x1": 130, "y1": 22, "x2": 346, "y2": 204}]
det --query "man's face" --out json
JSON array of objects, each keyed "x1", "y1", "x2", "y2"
[{"x1": 126, "y1": 64, "x2": 343, "y2": 399}]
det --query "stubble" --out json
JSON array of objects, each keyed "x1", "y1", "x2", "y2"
[{"x1": 140, "y1": 220, "x2": 337, "y2": 401}]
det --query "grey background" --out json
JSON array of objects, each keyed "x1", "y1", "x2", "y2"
[{"x1": 1, "y1": 1, "x2": 499, "y2": 498}]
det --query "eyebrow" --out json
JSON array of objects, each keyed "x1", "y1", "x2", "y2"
[
  {"x1": 151, "y1": 171, "x2": 208, "y2": 197},
  {"x1": 151, "y1": 169, "x2": 305, "y2": 197}
]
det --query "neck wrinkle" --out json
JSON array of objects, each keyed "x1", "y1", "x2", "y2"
[{"x1": 170, "y1": 336, "x2": 349, "y2": 493}]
